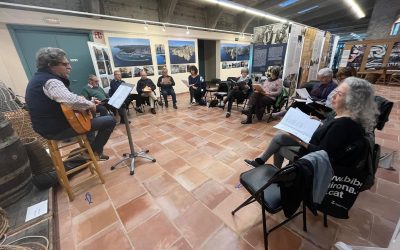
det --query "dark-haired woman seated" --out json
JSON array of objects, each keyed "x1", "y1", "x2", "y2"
[
  {"x1": 244, "y1": 77, "x2": 378, "y2": 169},
  {"x1": 188, "y1": 65, "x2": 206, "y2": 106}
]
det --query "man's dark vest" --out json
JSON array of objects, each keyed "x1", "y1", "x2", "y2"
[{"x1": 25, "y1": 70, "x2": 70, "y2": 137}]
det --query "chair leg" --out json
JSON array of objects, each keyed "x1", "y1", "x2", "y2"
[
  {"x1": 231, "y1": 196, "x2": 257, "y2": 215},
  {"x1": 302, "y1": 202, "x2": 307, "y2": 232},
  {"x1": 323, "y1": 212, "x2": 328, "y2": 227},
  {"x1": 80, "y1": 135, "x2": 105, "y2": 184},
  {"x1": 48, "y1": 140, "x2": 75, "y2": 201},
  {"x1": 262, "y1": 203, "x2": 269, "y2": 250}
]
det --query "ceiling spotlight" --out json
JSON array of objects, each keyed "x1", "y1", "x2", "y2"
[
  {"x1": 162, "y1": 24, "x2": 166, "y2": 32},
  {"x1": 144, "y1": 22, "x2": 149, "y2": 30},
  {"x1": 186, "y1": 27, "x2": 190, "y2": 35}
]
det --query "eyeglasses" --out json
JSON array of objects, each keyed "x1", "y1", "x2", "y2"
[
  {"x1": 58, "y1": 62, "x2": 70, "y2": 67},
  {"x1": 333, "y1": 89, "x2": 346, "y2": 97}
]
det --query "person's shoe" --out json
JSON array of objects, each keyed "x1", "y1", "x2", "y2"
[
  {"x1": 135, "y1": 107, "x2": 143, "y2": 113},
  {"x1": 151, "y1": 108, "x2": 157, "y2": 114},
  {"x1": 120, "y1": 120, "x2": 131, "y2": 124},
  {"x1": 96, "y1": 153, "x2": 110, "y2": 161},
  {"x1": 241, "y1": 115, "x2": 252, "y2": 124},
  {"x1": 244, "y1": 159, "x2": 263, "y2": 168},
  {"x1": 173, "y1": 104, "x2": 178, "y2": 109},
  {"x1": 165, "y1": 103, "x2": 169, "y2": 108},
  {"x1": 225, "y1": 112, "x2": 231, "y2": 118}
]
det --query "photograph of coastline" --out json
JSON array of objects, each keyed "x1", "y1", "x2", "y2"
[
  {"x1": 108, "y1": 37, "x2": 153, "y2": 67},
  {"x1": 236, "y1": 45, "x2": 250, "y2": 61},
  {"x1": 168, "y1": 40, "x2": 196, "y2": 64},
  {"x1": 220, "y1": 44, "x2": 237, "y2": 62}
]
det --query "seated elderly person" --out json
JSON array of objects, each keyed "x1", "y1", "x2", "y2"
[
  {"x1": 157, "y1": 67, "x2": 177, "y2": 109},
  {"x1": 81, "y1": 75, "x2": 113, "y2": 117},
  {"x1": 244, "y1": 77, "x2": 378, "y2": 169},
  {"x1": 137, "y1": 69, "x2": 157, "y2": 114},
  {"x1": 109, "y1": 70, "x2": 142, "y2": 124},
  {"x1": 287, "y1": 68, "x2": 337, "y2": 119},
  {"x1": 241, "y1": 66, "x2": 282, "y2": 124},
  {"x1": 222, "y1": 67, "x2": 252, "y2": 118}
]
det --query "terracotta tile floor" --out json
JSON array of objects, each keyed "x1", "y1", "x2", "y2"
[{"x1": 55, "y1": 84, "x2": 400, "y2": 250}]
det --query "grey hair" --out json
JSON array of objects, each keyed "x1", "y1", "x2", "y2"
[
  {"x1": 36, "y1": 47, "x2": 67, "y2": 70},
  {"x1": 241, "y1": 67, "x2": 249, "y2": 74},
  {"x1": 317, "y1": 68, "x2": 333, "y2": 78},
  {"x1": 269, "y1": 66, "x2": 280, "y2": 78},
  {"x1": 88, "y1": 74, "x2": 97, "y2": 81},
  {"x1": 344, "y1": 77, "x2": 379, "y2": 132}
]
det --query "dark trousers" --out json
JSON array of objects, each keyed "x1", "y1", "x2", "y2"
[
  {"x1": 161, "y1": 88, "x2": 177, "y2": 105},
  {"x1": 190, "y1": 86, "x2": 206, "y2": 105},
  {"x1": 247, "y1": 92, "x2": 275, "y2": 120},
  {"x1": 226, "y1": 89, "x2": 246, "y2": 112},
  {"x1": 44, "y1": 116, "x2": 116, "y2": 154}
]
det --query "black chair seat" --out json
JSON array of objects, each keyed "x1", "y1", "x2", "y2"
[{"x1": 240, "y1": 165, "x2": 282, "y2": 213}]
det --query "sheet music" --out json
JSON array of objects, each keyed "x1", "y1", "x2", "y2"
[
  {"x1": 181, "y1": 79, "x2": 189, "y2": 87},
  {"x1": 108, "y1": 83, "x2": 135, "y2": 109},
  {"x1": 296, "y1": 88, "x2": 311, "y2": 99},
  {"x1": 274, "y1": 108, "x2": 321, "y2": 143}
]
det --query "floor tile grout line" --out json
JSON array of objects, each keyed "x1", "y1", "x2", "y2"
[{"x1": 103, "y1": 185, "x2": 136, "y2": 250}]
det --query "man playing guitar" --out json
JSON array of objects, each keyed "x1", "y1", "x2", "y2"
[{"x1": 25, "y1": 47, "x2": 116, "y2": 160}]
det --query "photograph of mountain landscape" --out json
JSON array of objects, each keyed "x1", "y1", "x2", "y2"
[
  {"x1": 108, "y1": 37, "x2": 153, "y2": 67},
  {"x1": 168, "y1": 40, "x2": 196, "y2": 64}
]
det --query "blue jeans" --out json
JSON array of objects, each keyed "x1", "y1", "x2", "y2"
[
  {"x1": 161, "y1": 88, "x2": 177, "y2": 105},
  {"x1": 45, "y1": 116, "x2": 116, "y2": 154}
]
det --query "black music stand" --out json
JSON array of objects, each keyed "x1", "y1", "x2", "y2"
[{"x1": 108, "y1": 83, "x2": 156, "y2": 175}]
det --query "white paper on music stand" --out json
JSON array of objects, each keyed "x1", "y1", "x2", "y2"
[
  {"x1": 274, "y1": 108, "x2": 321, "y2": 143},
  {"x1": 25, "y1": 200, "x2": 48, "y2": 222},
  {"x1": 108, "y1": 83, "x2": 135, "y2": 109},
  {"x1": 296, "y1": 88, "x2": 311, "y2": 99},
  {"x1": 181, "y1": 79, "x2": 189, "y2": 87}
]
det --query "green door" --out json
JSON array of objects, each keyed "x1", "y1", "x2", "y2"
[{"x1": 10, "y1": 26, "x2": 95, "y2": 94}]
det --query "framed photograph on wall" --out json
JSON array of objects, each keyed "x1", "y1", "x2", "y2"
[
  {"x1": 108, "y1": 37, "x2": 153, "y2": 67},
  {"x1": 168, "y1": 40, "x2": 196, "y2": 64}
]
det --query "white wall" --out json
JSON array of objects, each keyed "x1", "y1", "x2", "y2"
[{"x1": 0, "y1": 7, "x2": 251, "y2": 96}]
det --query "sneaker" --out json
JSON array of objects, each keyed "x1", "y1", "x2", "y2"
[
  {"x1": 225, "y1": 112, "x2": 231, "y2": 118},
  {"x1": 96, "y1": 153, "x2": 110, "y2": 161},
  {"x1": 151, "y1": 108, "x2": 157, "y2": 114},
  {"x1": 135, "y1": 107, "x2": 143, "y2": 113},
  {"x1": 244, "y1": 159, "x2": 262, "y2": 168},
  {"x1": 173, "y1": 104, "x2": 178, "y2": 109}
]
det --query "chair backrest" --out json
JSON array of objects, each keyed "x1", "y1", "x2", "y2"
[
  {"x1": 217, "y1": 81, "x2": 229, "y2": 92},
  {"x1": 374, "y1": 95, "x2": 393, "y2": 130},
  {"x1": 319, "y1": 136, "x2": 370, "y2": 219},
  {"x1": 272, "y1": 87, "x2": 289, "y2": 112}
]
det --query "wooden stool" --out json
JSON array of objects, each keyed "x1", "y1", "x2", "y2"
[{"x1": 47, "y1": 135, "x2": 105, "y2": 201}]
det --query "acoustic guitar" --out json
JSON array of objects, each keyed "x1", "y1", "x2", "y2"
[{"x1": 60, "y1": 103, "x2": 92, "y2": 134}]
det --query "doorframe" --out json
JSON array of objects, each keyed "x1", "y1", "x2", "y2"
[{"x1": 7, "y1": 24, "x2": 93, "y2": 79}]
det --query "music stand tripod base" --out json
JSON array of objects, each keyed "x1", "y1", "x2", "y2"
[
  {"x1": 111, "y1": 150, "x2": 156, "y2": 175},
  {"x1": 107, "y1": 83, "x2": 156, "y2": 175}
]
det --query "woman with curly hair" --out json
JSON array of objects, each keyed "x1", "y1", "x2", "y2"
[{"x1": 244, "y1": 77, "x2": 379, "y2": 169}]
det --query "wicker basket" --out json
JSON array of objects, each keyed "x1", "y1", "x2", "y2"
[{"x1": 3, "y1": 110, "x2": 47, "y2": 149}]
